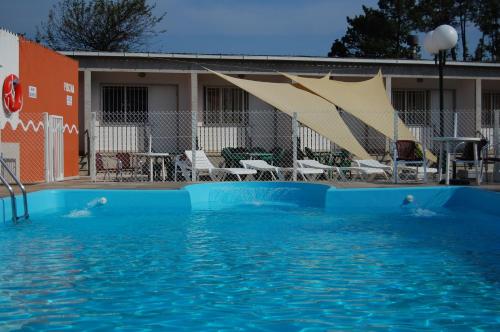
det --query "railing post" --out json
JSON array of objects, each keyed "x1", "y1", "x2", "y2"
[
  {"x1": 494, "y1": 110, "x2": 500, "y2": 182},
  {"x1": 392, "y1": 111, "x2": 399, "y2": 184},
  {"x1": 191, "y1": 110, "x2": 197, "y2": 182},
  {"x1": 422, "y1": 138, "x2": 428, "y2": 183},
  {"x1": 453, "y1": 112, "x2": 458, "y2": 137},
  {"x1": 292, "y1": 112, "x2": 298, "y2": 182},
  {"x1": 90, "y1": 112, "x2": 97, "y2": 182},
  {"x1": 43, "y1": 113, "x2": 50, "y2": 182}
]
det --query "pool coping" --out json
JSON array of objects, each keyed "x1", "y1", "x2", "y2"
[{"x1": 1, "y1": 177, "x2": 500, "y2": 198}]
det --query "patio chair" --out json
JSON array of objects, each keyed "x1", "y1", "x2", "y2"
[
  {"x1": 96, "y1": 153, "x2": 114, "y2": 180},
  {"x1": 115, "y1": 152, "x2": 144, "y2": 181},
  {"x1": 395, "y1": 140, "x2": 433, "y2": 181},
  {"x1": 481, "y1": 143, "x2": 500, "y2": 182},
  {"x1": 240, "y1": 159, "x2": 323, "y2": 181},
  {"x1": 221, "y1": 147, "x2": 249, "y2": 168},
  {"x1": 304, "y1": 147, "x2": 334, "y2": 165},
  {"x1": 174, "y1": 150, "x2": 257, "y2": 181},
  {"x1": 452, "y1": 138, "x2": 489, "y2": 183}
]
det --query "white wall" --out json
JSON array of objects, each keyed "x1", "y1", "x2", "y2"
[
  {"x1": 90, "y1": 72, "x2": 188, "y2": 152},
  {"x1": 198, "y1": 73, "x2": 291, "y2": 152},
  {"x1": 0, "y1": 29, "x2": 20, "y2": 169},
  {"x1": 0, "y1": 29, "x2": 20, "y2": 128}
]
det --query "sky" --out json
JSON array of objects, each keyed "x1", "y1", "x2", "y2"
[{"x1": 0, "y1": 0, "x2": 478, "y2": 59}]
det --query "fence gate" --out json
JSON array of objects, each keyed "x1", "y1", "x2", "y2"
[{"x1": 46, "y1": 115, "x2": 64, "y2": 182}]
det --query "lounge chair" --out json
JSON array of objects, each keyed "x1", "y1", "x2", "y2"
[
  {"x1": 240, "y1": 159, "x2": 323, "y2": 181},
  {"x1": 296, "y1": 159, "x2": 339, "y2": 180},
  {"x1": 351, "y1": 159, "x2": 392, "y2": 180},
  {"x1": 327, "y1": 151, "x2": 389, "y2": 182},
  {"x1": 354, "y1": 158, "x2": 437, "y2": 181},
  {"x1": 174, "y1": 150, "x2": 257, "y2": 181}
]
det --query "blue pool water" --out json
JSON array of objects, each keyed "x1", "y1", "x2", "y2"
[{"x1": 0, "y1": 184, "x2": 499, "y2": 330}]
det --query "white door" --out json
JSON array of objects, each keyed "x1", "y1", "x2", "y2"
[{"x1": 48, "y1": 115, "x2": 64, "y2": 182}]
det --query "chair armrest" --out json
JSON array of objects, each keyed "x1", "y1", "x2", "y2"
[{"x1": 453, "y1": 141, "x2": 466, "y2": 155}]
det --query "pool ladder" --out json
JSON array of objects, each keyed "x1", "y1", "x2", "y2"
[{"x1": 0, "y1": 156, "x2": 29, "y2": 222}]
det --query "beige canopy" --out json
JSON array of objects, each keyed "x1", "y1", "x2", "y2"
[
  {"x1": 208, "y1": 69, "x2": 372, "y2": 160},
  {"x1": 281, "y1": 71, "x2": 437, "y2": 162}
]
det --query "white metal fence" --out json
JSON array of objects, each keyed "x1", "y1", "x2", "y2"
[
  {"x1": 89, "y1": 109, "x2": 500, "y2": 183},
  {"x1": 0, "y1": 112, "x2": 66, "y2": 184}
]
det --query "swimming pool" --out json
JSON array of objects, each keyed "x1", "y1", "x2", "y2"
[{"x1": 1, "y1": 183, "x2": 499, "y2": 330}]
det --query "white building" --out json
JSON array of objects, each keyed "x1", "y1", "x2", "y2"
[{"x1": 64, "y1": 51, "x2": 500, "y2": 162}]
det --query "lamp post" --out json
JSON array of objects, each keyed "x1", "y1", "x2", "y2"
[{"x1": 424, "y1": 25, "x2": 458, "y2": 137}]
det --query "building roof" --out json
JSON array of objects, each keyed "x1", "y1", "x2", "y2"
[
  {"x1": 61, "y1": 51, "x2": 500, "y2": 79},
  {"x1": 61, "y1": 50, "x2": 500, "y2": 68}
]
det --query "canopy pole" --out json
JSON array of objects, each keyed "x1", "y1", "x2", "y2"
[
  {"x1": 292, "y1": 112, "x2": 298, "y2": 182},
  {"x1": 393, "y1": 111, "x2": 399, "y2": 184}
]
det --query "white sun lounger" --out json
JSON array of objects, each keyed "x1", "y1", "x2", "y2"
[
  {"x1": 354, "y1": 159, "x2": 437, "y2": 181},
  {"x1": 174, "y1": 150, "x2": 257, "y2": 181},
  {"x1": 297, "y1": 159, "x2": 339, "y2": 179},
  {"x1": 353, "y1": 159, "x2": 392, "y2": 171},
  {"x1": 240, "y1": 159, "x2": 323, "y2": 181}
]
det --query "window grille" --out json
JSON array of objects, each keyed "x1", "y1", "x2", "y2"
[
  {"x1": 101, "y1": 86, "x2": 148, "y2": 123},
  {"x1": 482, "y1": 91, "x2": 500, "y2": 127},
  {"x1": 203, "y1": 87, "x2": 249, "y2": 126},
  {"x1": 392, "y1": 90, "x2": 431, "y2": 126}
]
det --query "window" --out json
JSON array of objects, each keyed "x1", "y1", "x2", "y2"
[
  {"x1": 482, "y1": 91, "x2": 500, "y2": 127},
  {"x1": 392, "y1": 90, "x2": 431, "y2": 126},
  {"x1": 203, "y1": 87, "x2": 249, "y2": 125},
  {"x1": 101, "y1": 86, "x2": 148, "y2": 123}
]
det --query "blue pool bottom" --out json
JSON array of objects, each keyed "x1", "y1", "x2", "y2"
[{"x1": 0, "y1": 183, "x2": 499, "y2": 330}]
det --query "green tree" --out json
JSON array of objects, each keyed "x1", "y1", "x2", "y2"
[
  {"x1": 37, "y1": 0, "x2": 166, "y2": 51},
  {"x1": 454, "y1": 0, "x2": 476, "y2": 61},
  {"x1": 473, "y1": 0, "x2": 499, "y2": 62},
  {"x1": 332, "y1": 4, "x2": 416, "y2": 58},
  {"x1": 413, "y1": 0, "x2": 458, "y2": 60},
  {"x1": 328, "y1": 39, "x2": 350, "y2": 57},
  {"x1": 328, "y1": 1, "x2": 418, "y2": 59},
  {"x1": 377, "y1": 0, "x2": 418, "y2": 58}
]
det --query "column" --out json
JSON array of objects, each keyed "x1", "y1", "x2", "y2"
[
  {"x1": 475, "y1": 78, "x2": 482, "y2": 134},
  {"x1": 190, "y1": 72, "x2": 198, "y2": 181},
  {"x1": 385, "y1": 75, "x2": 393, "y2": 158}
]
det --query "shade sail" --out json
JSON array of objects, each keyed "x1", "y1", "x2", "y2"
[
  {"x1": 207, "y1": 69, "x2": 372, "y2": 160},
  {"x1": 281, "y1": 71, "x2": 437, "y2": 162}
]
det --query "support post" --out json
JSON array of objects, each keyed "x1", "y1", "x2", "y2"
[
  {"x1": 475, "y1": 79, "x2": 482, "y2": 134},
  {"x1": 191, "y1": 110, "x2": 197, "y2": 182},
  {"x1": 89, "y1": 112, "x2": 96, "y2": 182},
  {"x1": 43, "y1": 112, "x2": 50, "y2": 182},
  {"x1": 438, "y1": 50, "x2": 445, "y2": 137},
  {"x1": 385, "y1": 76, "x2": 393, "y2": 156},
  {"x1": 494, "y1": 110, "x2": 500, "y2": 182},
  {"x1": 292, "y1": 112, "x2": 298, "y2": 182},
  {"x1": 422, "y1": 139, "x2": 428, "y2": 183},
  {"x1": 453, "y1": 112, "x2": 458, "y2": 137},
  {"x1": 392, "y1": 111, "x2": 399, "y2": 183},
  {"x1": 190, "y1": 73, "x2": 198, "y2": 182}
]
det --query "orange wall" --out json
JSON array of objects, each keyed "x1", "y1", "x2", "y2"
[{"x1": 12, "y1": 39, "x2": 79, "y2": 181}]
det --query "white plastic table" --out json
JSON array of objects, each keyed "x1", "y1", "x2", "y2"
[
  {"x1": 432, "y1": 137, "x2": 482, "y2": 185},
  {"x1": 134, "y1": 152, "x2": 170, "y2": 182}
]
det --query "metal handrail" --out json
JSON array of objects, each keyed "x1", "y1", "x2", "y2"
[{"x1": 0, "y1": 156, "x2": 29, "y2": 222}]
